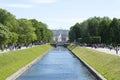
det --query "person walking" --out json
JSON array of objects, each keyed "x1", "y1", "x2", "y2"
[
  {"x1": 115, "y1": 46, "x2": 119, "y2": 54},
  {"x1": 109, "y1": 45, "x2": 112, "y2": 51}
]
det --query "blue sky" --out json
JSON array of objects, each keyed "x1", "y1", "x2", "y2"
[{"x1": 0, "y1": 0, "x2": 120, "y2": 30}]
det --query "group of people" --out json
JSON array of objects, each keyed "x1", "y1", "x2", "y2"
[
  {"x1": 90, "y1": 44, "x2": 119, "y2": 55},
  {"x1": 0, "y1": 42, "x2": 45, "y2": 53},
  {"x1": 109, "y1": 45, "x2": 119, "y2": 54}
]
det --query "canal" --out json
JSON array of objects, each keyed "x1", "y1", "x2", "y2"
[{"x1": 18, "y1": 46, "x2": 97, "y2": 80}]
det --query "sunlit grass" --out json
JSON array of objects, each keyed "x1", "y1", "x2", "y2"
[
  {"x1": 68, "y1": 45, "x2": 120, "y2": 80},
  {"x1": 0, "y1": 44, "x2": 53, "y2": 80}
]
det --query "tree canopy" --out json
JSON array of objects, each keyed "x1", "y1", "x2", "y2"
[
  {"x1": 69, "y1": 16, "x2": 120, "y2": 45},
  {"x1": 0, "y1": 8, "x2": 53, "y2": 50}
]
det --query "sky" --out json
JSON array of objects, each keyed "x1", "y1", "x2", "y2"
[{"x1": 0, "y1": 0, "x2": 120, "y2": 30}]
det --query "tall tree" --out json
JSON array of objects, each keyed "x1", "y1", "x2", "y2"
[
  {"x1": 30, "y1": 19, "x2": 53, "y2": 42},
  {"x1": 30, "y1": 19, "x2": 43, "y2": 42},
  {"x1": 87, "y1": 17, "x2": 100, "y2": 36},
  {"x1": 72, "y1": 23, "x2": 81, "y2": 41},
  {"x1": 17, "y1": 19, "x2": 36, "y2": 44},
  {"x1": 0, "y1": 23, "x2": 11, "y2": 50},
  {"x1": 45, "y1": 29, "x2": 53, "y2": 42},
  {"x1": 109, "y1": 18, "x2": 120, "y2": 44},
  {"x1": 99, "y1": 17, "x2": 111, "y2": 44},
  {"x1": 0, "y1": 8, "x2": 19, "y2": 44},
  {"x1": 69, "y1": 26, "x2": 76, "y2": 42},
  {"x1": 80, "y1": 21, "x2": 89, "y2": 38}
]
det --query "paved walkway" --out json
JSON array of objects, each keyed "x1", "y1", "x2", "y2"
[
  {"x1": 1, "y1": 46, "x2": 120, "y2": 56},
  {"x1": 86, "y1": 47, "x2": 120, "y2": 56},
  {"x1": 0, "y1": 47, "x2": 26, "y2": 54},
  {"x1": 0, "y1": 45, "x2": 38, "y2": 54}
]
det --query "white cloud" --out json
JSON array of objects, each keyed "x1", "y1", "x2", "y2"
[
  {"x1": 0, "y1": 0, "x2": 58, "y2": 8},
  {"x1": 2, "y1": 3, "x2": 33, "y2": 8},
  {"x1": 31, "y1": 0, "x2": 57, "y2": 4}
]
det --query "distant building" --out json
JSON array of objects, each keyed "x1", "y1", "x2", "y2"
[{"x1": 52, "y1": 29, "x2": 69, "y2": 42}]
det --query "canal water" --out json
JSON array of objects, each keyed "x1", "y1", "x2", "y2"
[{"x1": 18, "y1": 46, "x2": 97, "y2": 80}]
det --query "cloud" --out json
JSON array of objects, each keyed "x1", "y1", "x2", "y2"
[
  {"x1": 2, "y1": 3, "x2": 33, "y2": 8},
  {"x1": 0, "y1": 0, "x2": 58, "y2": 8},
  {"x1": 31, "y1": 0, "x2": 57, "y2": 4}
]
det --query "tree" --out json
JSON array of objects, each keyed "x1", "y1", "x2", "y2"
[
  {"x1": 80, "y1": 21, "x2": 90, "y2": 38},
  {"x1": 73, "y1": 23, "x2": 81, "y2": 41},
  {"x1": 0, "y1": 8, "x2": 19, "y2": 45},
  {"x1": 0, "y1": 23, "x2": 11, "y2": 50},
  {"x1": 69, "y1": 26, "x2": 76, "y2": 42},
  {"x1": 0, "y1": 8, "x2": 53, "y2": 48},
  {"x1": 109, "y1": 18, "x2": 120, "y2": 44},
  {"x1": 0, "y1": 8, "x2": 19, "y2": 32},
  {"x1": 69, "y1": 16, "x2": 111, "y2": 44},
  {"x1": 30, "y1": 19, "x2": 53, "y2": 43},
  {"x1": 30, "y1": 19, "x2": 43, "y2": 42},
  {"x1": 87, "y1": 17, "x2": 100, "y2": 36},
  {"x1": 17, "y1": 19, "x2": 36, "y2": 44},
  {"x1": 99, "y1": 17, "x2": 111, "y2": 44},
  {"x1": 45, "y1": 29, "x2": 53, "y2": 42}
]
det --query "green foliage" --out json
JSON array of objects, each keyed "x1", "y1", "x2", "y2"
[
  {"x1": 30, "y1": 19, "x2": 53, "y2": 43},
  {"x1": 69, "y1": 27, "x2": 76, "y2": 42},
  {"x1": 8, "y1": 32, "x2": 18, "y2": 44},
  {"x1": 69, "y1": 16, "x2": 120, "y2": 44},
  {"x1": 46, "y1": 29, "x2": 53, "y2": 42},
  {"x1": 89, "y1": 36, "x2": 101, "y2": 44},
  {"x1": 0, "y1": 44, "x2": 53, "y2": 80},
  {"x1": 77, "y1": 38, "x2": 82, "y2": 43},
  {"x1": 0, "y1": 23, "x2": 10, "y2": 46},
  {"x1": 109, "y1": 18, "x2": 120, "y2": 44},
  {"x1": 87, "y1": 17, "x2": 100, "y2": 36},
  {"x1": 30, "y1": 19, "x2": 43, "y2": 42},
  {"x1": 0, "y1": 8, "x2": 19, "y2": 32},
  {"x1": 0, "y1": 8, "x2": 53, "y2": 49},
  {"x1": 80, "y1": 21, "x2": 89, "y2": 38},
  {"x1": 78, "y1": 36, "x2": 101, "y2": 44},
  {"x1": 17, "y1": 19, "x2": 36, "y2": 43},
  {"x1": 68, "y1": 45, "x2": 120, "y2": 80},
  {"x1": 69, "y1": 23, "x2": 81, "y2": 42},
  {"x1": 99, "y1": 17, "x2": 111, "y2": 44}
]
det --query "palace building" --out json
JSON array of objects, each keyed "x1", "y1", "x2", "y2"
[{"x1": 52, "y1": 29, "x2": 69, "y2": 42}]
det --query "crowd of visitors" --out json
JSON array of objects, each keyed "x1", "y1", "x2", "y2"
[
  {"x1": 0, "y1": 42, "x2": 45, "y2": 53},
  {"x1": 78, "y1": 43, "x2": 120, "y2": 55}
]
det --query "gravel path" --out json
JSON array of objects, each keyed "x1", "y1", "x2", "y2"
[
  {"x1": 1, "y1": 46, "x2": 120, "y2": 56},
  {"x1": 86, "y1": 47, "x2": 120, "y2": 56},
  {"x1": 0, "y1": 47, "x2": 24, "y2": 53},
  {"x1": 0, "y1": 45, "x2": 38, "y2": 54}
]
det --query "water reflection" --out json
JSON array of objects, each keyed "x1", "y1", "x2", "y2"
[{"x1": 18, "y1": 46, "x2": 97, "y2": 80}]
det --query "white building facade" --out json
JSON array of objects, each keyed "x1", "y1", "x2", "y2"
[{"x1": 52, "y1": 29, "x2": 69, "y2": 42}]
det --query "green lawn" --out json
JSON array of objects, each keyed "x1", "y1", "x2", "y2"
[
  {"x1": 0, "y1": 44, "x2": 53, "y2": 80},
  {"x1": 68, "y1": 44, "x2": 120, "y2": 80}
]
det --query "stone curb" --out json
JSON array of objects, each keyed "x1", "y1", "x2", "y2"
[
  {"x1": 68, "y1": 49, "x2": 107, "y2": 80},
  {"x1": 6, "y1": 51, "x2": 50, "y2": 80}
]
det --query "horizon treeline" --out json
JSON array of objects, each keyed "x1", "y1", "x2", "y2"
[
  {"x1": 0, "y1": 8, "x2": 53, "y2": 50},
  {"x1": 69, "y1": 16, "x2": 120, "y2": 45}
]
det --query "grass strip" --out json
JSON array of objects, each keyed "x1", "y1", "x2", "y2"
[
  {"x1": 0, "y1": 44, "x2": 53, "y2": 80},
  {"x1": 68, "y1": 44, "x2": 120, "y2": 80}
]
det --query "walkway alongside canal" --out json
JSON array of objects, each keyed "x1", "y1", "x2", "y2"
[
  {"x1": 18, "y1": 46, "x2": 97, "y2": 80},
  {"x1": 87, "y1": 47, "x2": 120, "y2": 55}
]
